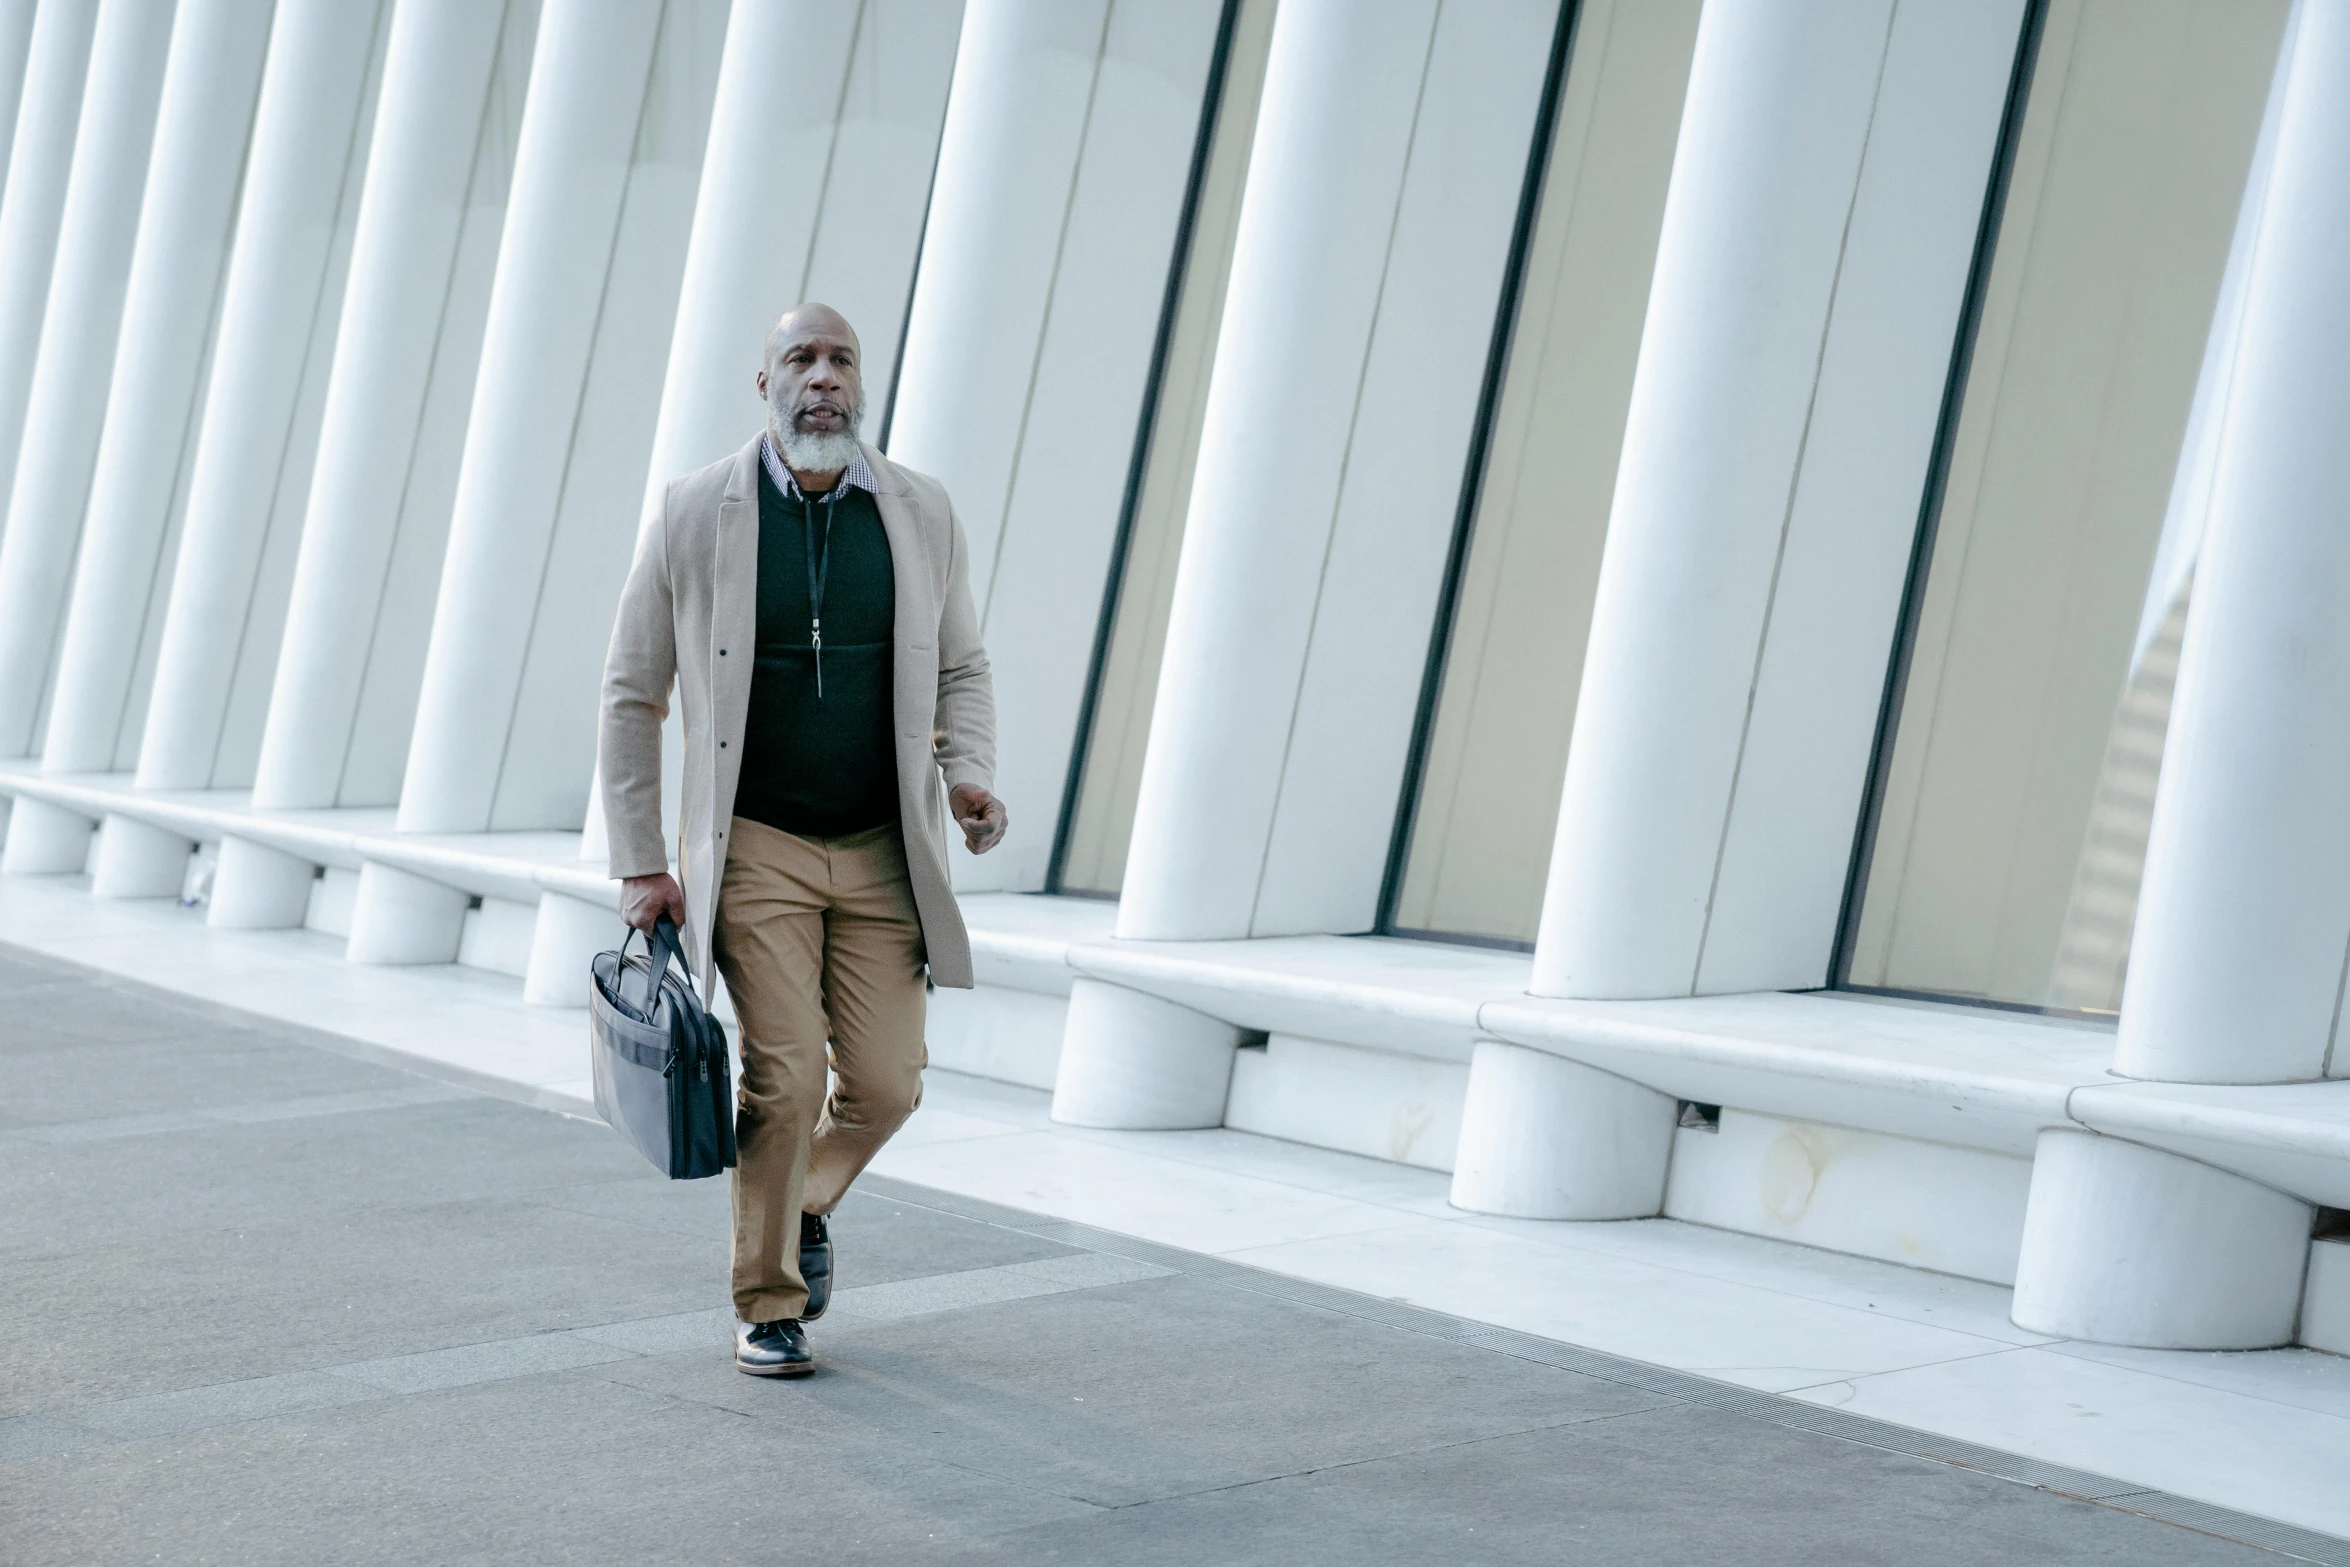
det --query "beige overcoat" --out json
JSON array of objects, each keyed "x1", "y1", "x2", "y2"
[{"x1": 598, "y1": 435, "x2": 996, "y2": 990}]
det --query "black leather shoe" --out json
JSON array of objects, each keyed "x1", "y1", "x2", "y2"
[
  {"x1": 735, "y1": 1318, "x2": 812, "y2": 1377},
  {"x1": 800, "y1": 1212, "x2": 833, "y2": 1322}
]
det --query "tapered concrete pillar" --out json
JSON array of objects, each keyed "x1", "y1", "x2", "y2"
[
  {"x1": 89, "y1": 814, "x2": 192, "y2": 898},
  {"x1": 522, "y1": 890, "x2": 623, "y2": 1006},
  {"x1": 1, "y1": 795, "x2": 91, "y2": 873},
  {"x1": 1052, "y1": 0, "x2": 1557, "y2": 1119},
  {"x1": 1111, "y1": 0, "x2": 1550, "y2": 944},
  {"x1": 0, "y1": 1, "x2": 99, "y2": 547},
  {"x1": 0, "y1": 0, "x2": 173, "y2": 756},
  {"x1": 386, "y1": 0, "x2": 676, "y2": 857},
  {"x1": 1051, "y1": 978, "x2": 1243, "y2": 1129},
  {"x1": 1527, "y1": 0, "x2": 2023, "y2": 1000},
  {"x1": 2011, "y1": 1130, "x2": 2310, "y2": 1348},
  {"x1": 243, "y1": 0, "x2": 527, "y2": 824},
  {"x1": 2116, "y1": 2, "x2": 2350, "y2": 1086},
  {"x1": 135, "y1": 0, "x2": 389, "y2": 793},
  {"x1": 207, "y1": 835, "x2": 315, "y2": 928},
  {"x1": 40, "y1": 0, "x2": 274, "y2": 777},
  {"x1": 345, "y1": 861, "x2": 468, "y2": 965},
  {"x1": 0, "y1": 3, "x2": 43, "y2": 196},
  {"x1": 1449, "y1": 1042, "x2": 1676, "y2": 1219}
]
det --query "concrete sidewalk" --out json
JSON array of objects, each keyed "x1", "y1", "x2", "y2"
[{"x1": 0, "y1": 949, "x2": 2335, "y2": 1565}]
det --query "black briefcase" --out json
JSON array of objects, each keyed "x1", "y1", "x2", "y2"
[{"x1": 589, "y1": 915, "x2": 736, "y2": 1180}]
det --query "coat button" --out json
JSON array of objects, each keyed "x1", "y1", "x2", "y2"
[
  {"x1": 719, "y1": 649, "x2": 726, "y2": 655},
  {"x1": 719, "y1": 741, "x2": 727, "y2": 748}
]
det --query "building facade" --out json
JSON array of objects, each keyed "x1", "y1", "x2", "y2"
[{"x1": 1, "y1": 0, "x2": 2347, "y2": 1354}]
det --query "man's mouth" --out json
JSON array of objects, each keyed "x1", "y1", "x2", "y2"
[{"x1": 796, "y1": 401, "x2": 846, "y2": 429}]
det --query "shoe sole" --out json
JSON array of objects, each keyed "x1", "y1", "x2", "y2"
[{"x1": 736, "y1": 1358, "x2": 814, "y2": 1378}]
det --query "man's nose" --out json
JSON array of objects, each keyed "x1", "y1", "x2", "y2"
[{"x1": 807, "y1": 359, "x2": 840, "y2": 391}]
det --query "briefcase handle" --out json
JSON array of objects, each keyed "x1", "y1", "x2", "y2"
[{"x1": 615, "y1": 915, "x2": 699, "y2": 1024}]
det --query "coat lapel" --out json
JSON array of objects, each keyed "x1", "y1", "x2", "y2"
[
  {"x1": 865, "y1": 441, "x2": 931, "y2": 738},
  {"x1": 710, "y1": 437, "x2": 761, "y2": 800}
]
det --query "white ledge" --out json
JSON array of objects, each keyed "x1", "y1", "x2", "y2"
[
  {"x1": 959, "y1": 894, "x2": 2350, "y2": 1194},
  {"x1": 0, "y1": 764, "x2": 619, "y2": 909}
]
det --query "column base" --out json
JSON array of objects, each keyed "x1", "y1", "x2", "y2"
[
  {"x1": 208, "y1": 836, "x2": 318, "y2": 929},
  {"x1": 345, "y1": 861, "x2": 470, "y2": 964},
  {"x1": 522, "y1": 891, "x2": 624, "y2": 1005},
  {"x1": 89, "y1": 814, "x2": 194, "y2": 898},
  {"x1": 2, "y1": 797, "x2": 95, "y2": 875},
  {"x1": 2011, "y1": 1128, "x2": 2311, "y2": 1348},
  {"x1": 1449, "y1": 1041, "x2": 1676, "y2": 1218},
  {"x1": 1051, "y1": 977, "x2": 1243, "y2": 1129}
]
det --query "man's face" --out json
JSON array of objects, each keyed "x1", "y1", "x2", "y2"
[{"x1": 758, "y1": 316, "x2": 863, "y2": 444}]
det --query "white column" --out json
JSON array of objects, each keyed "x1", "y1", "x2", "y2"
[
  {"x1": 2010, "y1": 1130, "x2": 2310, "y2": 1348},
  {"x1": 0, "y1": 0, "x2": 173, "y2": 757},
  {"x1": 134, "y1": 0, "x2": 388, "y2": 793},
  {"x1": 388, "y1": 0, "x2": 668, "y2": 841},
  {"x1": 1525, "y1": 0, "x2": 2021, "y2": 1000},
  {"x1": 90, "y1": 813, "x2": 192, "y2": 898},
  {"x1": 1112, "y1": 0, "x2": 1517, "y2": 944},
  {"x1": 521, "y1": 890, "x2": 624, "y2": 1005},
  {"x1": 1049, "y1": 978, "x2": 1244, "y2": 1130},
  {"x1": 0, "y1": 794, "x2": 89, "y2": 873},
  {"x1": 0, "y1": 1, "x2": 43, "y2": 195},
  {"x1": 1053, "y1": 0, "x2": 1557, "y2": 1125},
  {"x1": 2115, "y1": 0, "x2": 2350, "y2": 1086},
  {"x1": 571, "y1": 0, "x2": 868, "y2": 873},
  {"x1": 0, "y1": 0, "x2": 99, "y2": 548},
  {"x1": 344, "y1": 859, "x2": 470, "y2": 964},
  {"x1": 1448, "y1": 1043, "x2": 1676, "y2": 1219},
  {"x1": 245, "y1": 0, "x2": 519, "y2": 815},
  {"x1": 575, "y1": 0, "x2": 964, "y2": 868},
  {"x1": 208, "y1": 834, "x2": 316, "y2": 928},
  {"x1": 41, "y1": 0, "x2": 274, "y2": 779},
  {"x1": 888, "y1": 0, "x2": 1224, "y2": 897},
  {"x1": 638, "y1": 0, "x2": 863, "y2": 497}
]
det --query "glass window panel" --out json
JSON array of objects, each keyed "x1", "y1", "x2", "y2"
[
  {"x1": 1386, "y1": 0, "x2": 1701, "y2": 945},
  {"x1": 1844, "y1": 0, "x2": 2288, "y2": 1013},
  {"x1": 1054, "y1": 0, "x2": 1276, "y2": 896}
]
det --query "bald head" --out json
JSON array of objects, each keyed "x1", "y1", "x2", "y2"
[{"x1": 758, "y1": 303, "x2": 864, "y2": 485}]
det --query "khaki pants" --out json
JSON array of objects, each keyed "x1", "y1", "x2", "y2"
[{"x1": 713, "y1": 816, "x2": 927, "y2": 1323}]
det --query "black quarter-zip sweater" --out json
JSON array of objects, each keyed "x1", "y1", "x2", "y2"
[{"x1": 731, "y1": 461, "x2": 899, "y2": 837}]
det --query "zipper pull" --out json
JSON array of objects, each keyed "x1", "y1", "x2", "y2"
[{"x1": 812, "y1": 617, "x2": 823, "y2": 699}]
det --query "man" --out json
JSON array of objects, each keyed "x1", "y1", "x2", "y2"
[{"x1": 599, "y1": 304, "x2": 1005, "y2": 1378}]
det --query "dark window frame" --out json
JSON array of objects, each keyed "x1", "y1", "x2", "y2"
[
  {"x1": 1372, "y1": 0, "x2": 1585, "y2": 951},
  {"x1": 1827, "y1": 0, "x2": 2070, "y2": 1013},
  {"x1": 1044, "y1": 0, "x2": 1250, "y2": 896}
]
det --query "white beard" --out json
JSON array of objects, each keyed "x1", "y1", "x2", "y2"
[{"x1": 776, "y1": 426, "x2": 861, "y2": 473}]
